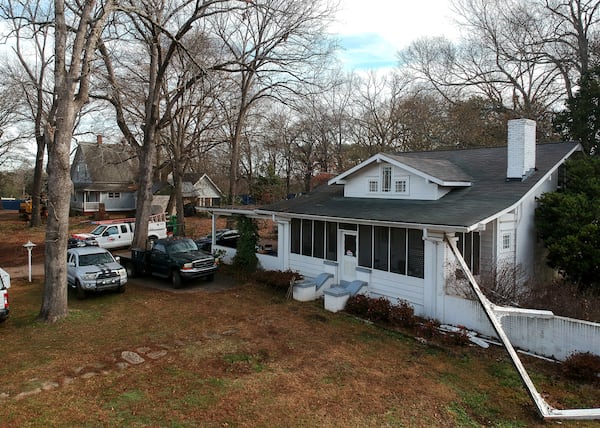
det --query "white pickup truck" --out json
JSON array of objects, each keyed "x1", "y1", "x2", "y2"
[
  {"x1": 0, "y1": 267, "x2": 10, "y2": 323},
  {"x1": 71, "y1": 213, "x2": 169, "y2": 249}
]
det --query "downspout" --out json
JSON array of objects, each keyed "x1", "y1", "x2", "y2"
[{"x1": 445, "y1": 233, "x2": 600, "y2": 421}]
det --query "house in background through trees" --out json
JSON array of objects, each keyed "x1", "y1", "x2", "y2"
[
  {"x1": 70, "y1": 137, "x2": 221, "y2": 216},
  {"x1": 204, "y1": 119, "x2": 580, "y2": 322},
  {"x1": 173, "y1": 173, "x2": 222, "y2": 213},
  {"x1": 70, "y1": 137, "x2": 138, "y2": 216}
]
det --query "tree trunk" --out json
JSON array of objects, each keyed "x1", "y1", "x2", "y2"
[
  {"x1": 132, "y1": 135, "x2": 156, "y2": 249},
  {"x1": 228, "y1": 104, "x2": 248, "y2": 205},
  {"x1": 172, "y1": 159, "x2": 185, "y2": 237},
  {"x1": 39, "y1": 118, "x2": 73, "y2": 322},
  {"x1": 29, "y1": 134, "x2": 46, "y2": 227}
]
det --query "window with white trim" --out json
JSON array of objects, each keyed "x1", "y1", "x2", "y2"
[
  {"x1": 395, "y1": 179, "x2": 407, "y2": 193},
  {"x1": 382, "y1": 166, "x2": 392, "y2": 192},
  {"x1": 108, "y1": 192, "x2": 121, "y2": 199},
  {"x1": 502, "y1": 233, "x2": 511, "y2": 250},
  {"x1": 368, "y1": 179, "x2": 378, "y2": 192}
]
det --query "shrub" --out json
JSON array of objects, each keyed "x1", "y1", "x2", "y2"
[
  {"x1": 345, "y1": 294, "x2": 370, "y2": 317},
  {"x1": 252, "y1": 270, "x2": 301, "y2": 290},
  {"x1": 562, "y1": 352, "x2": 600, "y2": 383},
  {"x1": 389, "y1": 299, "x2": 416, "y2": 328},
  {"x1": 444, "y1": 327, "x2": 471, "y2": 347},
  {"x1": 232, "y1": 215, "x2": 258, "y2": 275},
  {"x1": 417, "y1": 319, "x2": 440, "y2": 339},
  {"x1": 366, "y1": 297, "x2": 392, "y2": 323}
]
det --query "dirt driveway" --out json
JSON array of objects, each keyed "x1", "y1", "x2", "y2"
[{"x1": 127, "y1": 269, "x2": 239, "y2": 294}]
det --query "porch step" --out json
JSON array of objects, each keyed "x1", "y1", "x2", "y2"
[
  {"x1": 292, "y1": 273, "x2": 334, "y2": 302},
  {"x1": 323, "y1": 280, "x2": 368, "y2": 313},
  {"x1": 324, "y1": 280, "x2": 367, "y2": 297}
]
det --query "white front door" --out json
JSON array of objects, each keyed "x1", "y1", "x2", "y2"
[{"x1": 340, "y1": 231, "x2": 357, "y2": 282}]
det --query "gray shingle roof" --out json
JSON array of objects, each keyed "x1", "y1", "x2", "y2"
[
  {"x1": 386, "y1": 154, "x2": 473, "y2": 183},
  {"x1": 260, "y1": 142, "x2": 579, "y2": 230},
  {"x1": 71, "y1": 142, "x2": 139, "y2": 191}
]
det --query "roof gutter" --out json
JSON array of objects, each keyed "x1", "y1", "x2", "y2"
[{"x1": 255, "y1": 209, "x2": 471, "y2": 233}]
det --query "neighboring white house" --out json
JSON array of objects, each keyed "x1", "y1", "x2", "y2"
[
  {"x1": 206, "y1": 119, "x2": 581, "y2": 323},
  {"x1": 173, "y1": 173, "x2": 222, "y2": 208},
  {"x1": 71, "y1": 137, "x2": 221, "y2": 215}
]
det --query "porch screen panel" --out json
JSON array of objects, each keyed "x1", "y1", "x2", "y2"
[
  {"x1": 326, "y1": 222, "x2": 337, "y2": 261},
  {"x1": 301, "y1": 219, "x2": 312, "y2": 256},
  {"x1": 358, "y1": 225, "x2": 372, "y2": 268},
  {"x1": 291, "y1": 218, "x2": 300, "y2": 254},
  {"x1": 390, "y1": 227, "x2": 407, "y2": 274},
  {"x1": 472, "y1": 232, "x2": 480, "y2": 275},
  {"x1": 373, "y1": 226, "x2": 389, "y2": 271},
  {"x1": 313, "y1": 221, "x2": 325, "y2": 259},
  {"x1": 464, "y1": 232, "x2": 473, "y2": 270},
  {"x1": 456, "y1": 232, "x2": 481, "y2": 275},
  {"x1": 407, "y1": 229, "x2": 424, "y2": 278}
]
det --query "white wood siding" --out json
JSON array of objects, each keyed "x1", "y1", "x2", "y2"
[
  {"x1": 342, "y1": 162, "x2": 442, "y2": 200},
  {"x1": 367, "y1": 270, "x2": 426, "y2": 314}
]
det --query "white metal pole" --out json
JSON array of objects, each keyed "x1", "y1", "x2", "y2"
[{"x1": 27, "y1": 247, "x2": 32, "y2": 282}]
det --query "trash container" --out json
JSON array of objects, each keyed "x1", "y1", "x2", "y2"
[{"x1": 169, "y1": 214, "x2": 178, "y2": 235}]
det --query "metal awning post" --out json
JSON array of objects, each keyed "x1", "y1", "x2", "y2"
[{"x1": 445, "y1": 234, "x2": 600, "y2": 420}]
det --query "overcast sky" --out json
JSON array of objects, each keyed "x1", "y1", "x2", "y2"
[{"x1": 330, "y1": 0, "x2": 460, "y2": 71}]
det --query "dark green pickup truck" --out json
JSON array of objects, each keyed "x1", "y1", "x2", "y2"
[{"x1": 116, "y1": 237, "x2": 218, "y2": 288}]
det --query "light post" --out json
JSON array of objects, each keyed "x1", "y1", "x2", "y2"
[{"x1": 23, "y1": 240, "x2": 36, "y2": 282}]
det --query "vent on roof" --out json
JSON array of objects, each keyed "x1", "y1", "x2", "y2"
[{"x1": 506, "y1": 119, "x2": 536, "y2": 181}]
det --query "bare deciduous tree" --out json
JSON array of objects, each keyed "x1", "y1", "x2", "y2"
[
  {"x1": 0, "y1": 0, "x2": 54, "y2": 227},
  {"x1": 41, "y1": 0, "x2": 115, "y2": 322},
  {"x1": 399, "y1": 0, "x2": 600, "y2": 125},
  {"x1": 97, "y1": 0, "x2": 240, "y2": 248},
  {"x1": 209, "y1": 0, "x2": 336, "y2": 203}
]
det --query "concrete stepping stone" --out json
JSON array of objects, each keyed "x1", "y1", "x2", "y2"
[{"x1": 121, "y1": 351, "x2": 145, "y2": 365}]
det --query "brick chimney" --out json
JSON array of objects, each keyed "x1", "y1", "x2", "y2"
[
  {"x1": 97, "y1": 135, "x2": 103, "y2": 145},
  {"x1": 506, "y1": 119, "x2": 536, "y2": 181}
]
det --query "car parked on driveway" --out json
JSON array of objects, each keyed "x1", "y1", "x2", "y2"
[
  {"x1": 195, "y1": 229, "x2": 240, "y2": 252},
  {"x1": 67, "y1": 247, "x2": 128, "y2": 299}
]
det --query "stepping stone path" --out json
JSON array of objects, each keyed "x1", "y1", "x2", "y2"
[{"x1": 0, "y1": 334, "x2": 226, "y2": 402}]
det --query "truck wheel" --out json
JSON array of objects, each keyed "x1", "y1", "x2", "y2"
[
  {"x1": 125, "y1": 262, "x2": 137, "y2": 278},
  {"x1": 117, "y1": 283, "x2": 127, "y2": 294},
  {"x1": 75, "y1": 281, "x2": 87, "y2": 300},
  {"x1": 171, "y1": 270, "x2": 182, "y2": 289}
]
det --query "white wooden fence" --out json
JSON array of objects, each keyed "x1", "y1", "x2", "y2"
[{"x1": 443, "y1": 295, "x2": 600, "y2": 361}]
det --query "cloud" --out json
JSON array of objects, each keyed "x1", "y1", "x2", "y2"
[
  {"x1": 336, "y1": 33, "x2": 398, "y2": 71},
  {"x1": 330, "y1": 0, "x2": 459, "y2": 71}
]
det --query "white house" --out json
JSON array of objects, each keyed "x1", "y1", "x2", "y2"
[
  {"x1": 178, "y1": 173, "x2": 222, "y2": 208},
  {"x1": 208, "y1": 119, "x2": 581, "y2": 320}
]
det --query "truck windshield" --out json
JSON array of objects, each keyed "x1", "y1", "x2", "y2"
[
  {"x1": 167, "y1": 239, "x2": 198, "y2": 254},
  {"x1": 79, "y1": 252, "x2": 115, "y2": 266},
  {"x1": 90, "y1": 225, "x2": 107, "y2": 236}
]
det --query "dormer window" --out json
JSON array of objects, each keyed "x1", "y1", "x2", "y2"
[
  {"x1": 367, "y1": 167, "x2": 410, "y2": 195},
  {"x1": 395, "y1": 179, "x2": 407, "y2": 193},
  {"x1": 382, "y1": 166, "x2": 392, "y2": 192},
  {"x1": 368, "y1": 179, "x2": 378, "y2": 192}
]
